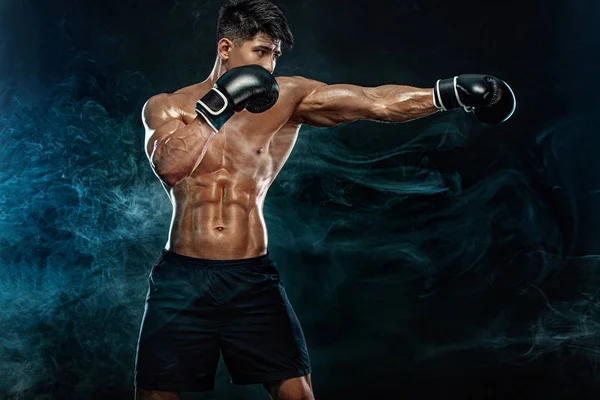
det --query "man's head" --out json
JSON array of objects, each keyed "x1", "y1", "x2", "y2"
[{"x1": 216, "y1": 0, "x2": 294, "y2": 74}]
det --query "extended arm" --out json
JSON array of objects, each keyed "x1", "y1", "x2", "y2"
[
  {"x1": 291, "y1": 77, "x2": 438, "y2": 127},
  {"x1": 291, "y1": 74, "x2": 516, "y2": 127}
]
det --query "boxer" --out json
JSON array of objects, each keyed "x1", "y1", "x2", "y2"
[{"x1": 135, "y1": 0, "x2": 516, "y2": 399}]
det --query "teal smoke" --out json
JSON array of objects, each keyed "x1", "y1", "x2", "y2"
[
  {"x1": 1, "y1": 0, "x2": 600, "y2": 398},
  {"x1": 2, "y1": 61, "x2": 599, "y2": 396}
]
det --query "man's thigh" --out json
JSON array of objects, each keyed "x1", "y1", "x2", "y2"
[
  {"x1": 218, "y1": 264, "x2": 312, "y2": 386},
  {"x1": 135, "y1": 257, "x2": 220, "y2": 392}
]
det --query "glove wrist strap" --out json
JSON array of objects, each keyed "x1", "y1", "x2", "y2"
[
  {"x1": 434, "y1": 76, "x2": 475, "y2": 113},
  {"x1": 433, "y1": 79, "x2": 447, "y2": 111},
  {"x1": 195, "y1": 88, "x2": 235, "y2": 132}
]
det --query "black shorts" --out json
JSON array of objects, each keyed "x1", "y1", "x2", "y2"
[{"x1": 134, "y1": 249, "x2": 311, "y2": 392}]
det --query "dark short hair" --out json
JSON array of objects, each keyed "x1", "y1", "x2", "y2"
[{"x1": 216, "y1": 0, "x2": 294, "y2": 52}]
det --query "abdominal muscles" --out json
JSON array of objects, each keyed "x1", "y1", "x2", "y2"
[{"x1": 165, "y1": 171, "x2": 269, "y2": 260}]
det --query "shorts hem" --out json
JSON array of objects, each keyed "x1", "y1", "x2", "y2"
[
  {"x1": 135, "y1": 379, "x2": 215, "y2": 393},
  {"x1": 231, "y1": 367, "x2": 312, "y2": 385}
]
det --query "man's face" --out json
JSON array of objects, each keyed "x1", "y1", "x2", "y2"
[{"x1": 219, "y1": 33, "x2": 282, "y2": 74}]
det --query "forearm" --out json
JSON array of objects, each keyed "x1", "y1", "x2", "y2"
[
  {"x1": 152, "y1": 116, "x2": 217, "y2": 187},
  {"x1": 373, "y1": 85, "x2": 438, "y2": 123}
]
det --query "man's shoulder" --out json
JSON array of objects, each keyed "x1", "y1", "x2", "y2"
[
  {"x1": 143, "y1": 89, "x2": 199, "y2": 127},
  {"x1": 145, "y1": 91, "x2": 191, "y2": 110},
  {"x1": 276, "y1": 75, "x2": 327, "y2": 99},
  {"x1": 276, "y1": 75, "x2": 323, "y2": 85}
]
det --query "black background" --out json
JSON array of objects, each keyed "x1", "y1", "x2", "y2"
[{"x1": 1, "y1": 0, "x2": 599, "y2": 398}]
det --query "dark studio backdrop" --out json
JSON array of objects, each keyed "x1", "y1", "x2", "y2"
[{"x1": 1, "y1": 0, "x2": 599, "y2": 399}]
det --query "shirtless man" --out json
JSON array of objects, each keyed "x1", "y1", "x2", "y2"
[{"x1": 134, "y1": 1, "x2": 516, "y2": 399}]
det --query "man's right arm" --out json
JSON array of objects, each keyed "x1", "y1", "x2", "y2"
[
  {"x1": 144, "y1": 66, "x2": 280, "y2": 187},
  {"x1": 143, "y1": 94, "x2": 217, "y2": 187}
]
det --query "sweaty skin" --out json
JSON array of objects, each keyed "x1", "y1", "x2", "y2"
[
  {"x1": 146, "y1": 78, "x2": 305, "y2": 260},
  {"x1": 138, "y1": 34, "x2": 439, "y2": 400},
  {"x1": 143, "y1": 34, "x2": 438, "y2": 261}
]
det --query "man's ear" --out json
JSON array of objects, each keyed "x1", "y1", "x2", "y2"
[{"x1": 217, "y1": 38, "x2": 233, "y2": 61}]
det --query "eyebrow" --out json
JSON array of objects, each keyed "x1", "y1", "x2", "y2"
[{"x1": 254, "y1": 45, "x2": 282, "y2": 56}]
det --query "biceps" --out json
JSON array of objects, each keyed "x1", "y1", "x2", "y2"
[{"x1": 295, "y1": 84, "x2": 383, "y2": 127}]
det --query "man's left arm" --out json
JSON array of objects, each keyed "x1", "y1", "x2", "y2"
[{"x1": 291, "y1": 75, "x2": 516, "y2": 127}]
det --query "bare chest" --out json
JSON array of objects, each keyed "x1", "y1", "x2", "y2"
[{"x1": 181, "y1": 108, "x2": 300, "y2": 186}]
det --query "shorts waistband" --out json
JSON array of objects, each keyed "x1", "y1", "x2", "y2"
[{"x1": 159, "y1": 248, "x2": 271, "y2": 268}]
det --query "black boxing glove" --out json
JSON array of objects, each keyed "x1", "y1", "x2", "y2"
[
  {"x1": 433, "y1": 74, "x2": 516, "y2": 124},
  {"x1": 195, "y1": 64, "x2": 279, "y2": 132}
]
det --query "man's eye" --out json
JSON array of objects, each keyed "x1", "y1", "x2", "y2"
[{"x1": 256, "y1": 50, "x2": 264, "y2": 56}]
